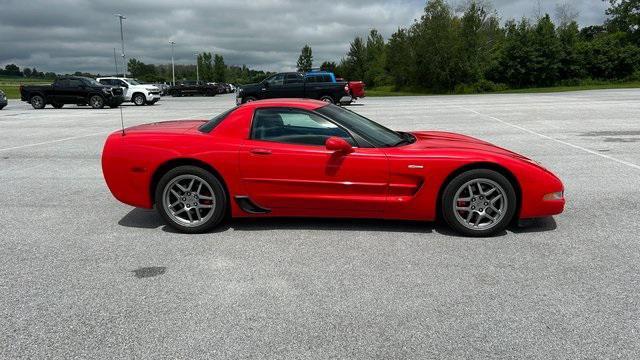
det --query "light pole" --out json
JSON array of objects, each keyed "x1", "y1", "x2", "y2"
[
  {"x1": 194, "y1": 52, "x2": 200, "y2": 82},
  {"x1": 169, "y1": 41, "x2": 176, "y2": 86},
  {"x1": 114, "y1": 14, "x2": 126, "y2": 77}
]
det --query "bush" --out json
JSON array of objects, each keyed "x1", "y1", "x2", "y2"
[{"x1": 455, "y1": 79, "x2": 508, "y2": 94}]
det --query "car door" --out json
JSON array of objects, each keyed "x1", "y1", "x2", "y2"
[
  {"x1": 261, "y1": 73, "x2": 286, "y2": 99},
  {"x1": 283, "y1": 73, "x2": 305, "y2": 98},
  {"x1": 50, "y1": 79, "x2": 69, "y2": 103},
  {"x1": 66, "y1": 79, "x2": 86, "y2": 103},
  {"x1": 239, "y1": 107, "x2": 389, "y2": 213}
]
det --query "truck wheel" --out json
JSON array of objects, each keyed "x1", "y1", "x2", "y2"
[
  {"x1": 52, "y1": 103, "x2": 64, "y2": 109},
  {"x1": 89, "y1": 95, "x2": 105, "y2": 109},
  {"x1": 133, "y1": 93, "x2": 146, "y2": 106},
  {"x1": 30, "y1": 95, "x2": 45, "y2": 109},
  {"x1": 320, "y1": 95, "x2": 334, "y2": 104},
  {"x1": 243, "y1": 96, "x2": 256, "y2": 103}
]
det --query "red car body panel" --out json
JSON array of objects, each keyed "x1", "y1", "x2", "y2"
[{"x1": 102, "y1": 99, "x2": 564, "y2": 222}]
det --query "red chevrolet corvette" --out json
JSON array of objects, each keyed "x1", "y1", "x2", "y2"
[{"x1": 102, "y1": 99, "x2": 564, "y2": 236}]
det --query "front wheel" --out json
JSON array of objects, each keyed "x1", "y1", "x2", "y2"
[
  {"x1": 155, "y1": 166, "x2": 227, "y2": 233},
  {"x1": 133, "y1": 93, "x2": 146, "y2": 106},
  {"x1": 441, "y1": 169, "x2": 517, "y2": 237},
  {"x1": 320, "y1": 95, "x2": 334, "y2": 104},
  {"x1": 89, "y1": 95, "x2": 105, "y2": 109}
]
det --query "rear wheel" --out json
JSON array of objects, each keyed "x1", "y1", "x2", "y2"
[
  {"x1": 442, "y1": 169, "x2": 516, "y2": 237},
  {"x1": 155, "y1": 166, "x2": 227, "y2": 233},
  {"x1": 30, "y1": 95, "x2": 45, "y2": 109},
  {"x1": 89, "y1": 95, "x2": 104, "y2": 109}
]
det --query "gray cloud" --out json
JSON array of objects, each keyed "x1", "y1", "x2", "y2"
[{"x1": 0, "y1": 0, "x2": 609, "y2": 74}]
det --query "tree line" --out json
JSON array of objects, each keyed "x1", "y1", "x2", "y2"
[
  {"x1": 301, "y1": 0, "x2": 640, "y2": 93},
  {"x1": 127, "y1": 53, "x2": 274, "y2": 84}
]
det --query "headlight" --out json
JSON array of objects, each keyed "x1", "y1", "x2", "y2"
[{"x1": 146, "y1": 88, "x2": 156, "y2": 92}]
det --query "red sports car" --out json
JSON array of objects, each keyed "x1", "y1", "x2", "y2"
[{"x1": 102, "y1": 99, "x2": 564, "y2": 236}]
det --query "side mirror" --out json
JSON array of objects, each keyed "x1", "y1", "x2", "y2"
[{"x1": 325, "y1": 137, "x2": 353, "y2": 153}]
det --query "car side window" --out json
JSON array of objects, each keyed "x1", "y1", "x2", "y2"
[
  {"x1": 68, "y1": 79, "x2": 83, "y2": 87},
  {"x1": 266, "y1": 74, "x2": 284, "y2": 86},
  {"x1": 284, "y1": 73, "x2": 303, "y2": 84},
  {"x1": 251, "y1": 108, "x2": 355, "y2": 146},
  {"x1": 98, "y1": 79, "x2": 110, "y2": 86}
]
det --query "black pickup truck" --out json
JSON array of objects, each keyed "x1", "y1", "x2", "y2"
[
  {"x1": 236, "y1": 72, "x2": 351, "y2": 105},
  {"x1": 169, "y1": 80, "x2": 218, "y2": 97},
  {"x1": 20, "y1": 76, "x2": 125, "y2": 109}
]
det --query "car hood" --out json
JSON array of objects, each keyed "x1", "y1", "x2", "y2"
[
  {"x1": 124, "y1": 120, "x2": 207, "y2": 134},
  {"x1": 408, "y1": 131, "x2": 530, "y2": 160}
]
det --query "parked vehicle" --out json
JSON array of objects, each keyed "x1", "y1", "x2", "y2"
[
  {"x1": 97, "y1": 77, "x2": 161, "y2": 106},
  {"x1": 153, "y1": 83, "x2": 171, "y2": 96},
  {"x1": 236, "y1": 72, "x2": 351, "y2": 105},
  {"x1": 101, "y1": 98, "x2": 565, "y2": 236},
  {"x1": 169, "y1": 80, "x2": 218, "y2": 97},
  {"x1": 0, "y1": 90, "x2": 7, "y2": 110},
  {"x1": 305, "y1": 71, "x2": 366, "y2": 103},
  {"x1": 20, "y1": 76, "x2": 124, "y2": 109}
]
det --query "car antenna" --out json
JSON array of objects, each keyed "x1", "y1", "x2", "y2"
[{"x1": 120, "y1": 105, "x2": 126, "y2": 136}]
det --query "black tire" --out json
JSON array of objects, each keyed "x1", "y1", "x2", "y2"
[
  {"x1": 132, "y1": 93, "x2": 146, "y2": 106},
  {"x1": 30, "y1": 95, "x2": 45, "y2": 109},
  {"x1": 320, "y1": 95, "x2": 334, "y2": 104},
  {"x1": 52, "y1": 103, "x2": 64, "y2": 109},
  {"x1": 0, "y1": 105, "x2": 5, "y2": 110},
  {"x1": 89, "y1": 95, "x2": 105, "y2": 109},
  {"x1": 109, "y1": 104, "x2": 119, "y2": 108},
  {"x1": 155, "y1": 165, "x2": 227, "y2": 234},
  {"x1": 243, "y1": 96, "x2": 256, "y2": 103},
  {"x1": 441, "y1": 169, "x2": 517, "y2": 237}
]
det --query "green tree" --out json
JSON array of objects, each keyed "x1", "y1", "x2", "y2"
[
  {"x1": 341, "y1": 36, "x2": 367, "y2": 80},
  {"x1": 364, "y1": 29, "x2": 388, "y2": 87},
  {"x1": 386, "y1": 28, "x2": 413, "y2": 87},
  {"x1": 213, "y1": 54, "x2": 226, "y2": 82},
  {"x1": 531, "y1": 14, "x2": 562, "y2": 86},
  {"x1": 296, "y1": 44, "x2": 313, "y2": 72},
  {"x1": 320, "y1": 61, "x2": 337, "y2": 73},
  {"x1": 199, "y1": 52, "x2": 214, "y2": 82},
  {"x1": 558, "y1": 21, "x2": 584, "y2": 80},
  {"x1": 605, "y1": 0, "x2": 640, "y2": 44},
  {"x1": 411, "y1": 0, "x2": 459, "y2": 91}
]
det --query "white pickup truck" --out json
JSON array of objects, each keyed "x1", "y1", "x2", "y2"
[{"x1": 96, "y1": 77, "x2": 161, "y2": 106}]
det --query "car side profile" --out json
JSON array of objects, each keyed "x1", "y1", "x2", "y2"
[
  {"x1": 0, "y1": 90, "x2": 7, "y2": 110},
  {"x1": 20, "y1": 76, "x2": 124, "y2": 109},
  {"x1": 97, "y1": 77, "x2": 161, "y2": 106},
  {"x1": 102, "y1": 99, "x2": 565, "y2": 236}
]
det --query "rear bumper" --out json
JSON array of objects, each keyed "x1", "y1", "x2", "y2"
[{"x1": 106, "y1": 96, "x2": 125, "y2": 106}]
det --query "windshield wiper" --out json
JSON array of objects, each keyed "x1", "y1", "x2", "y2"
[{"x1": 391, "y1": 132, "x2": 414, "y2": 147}]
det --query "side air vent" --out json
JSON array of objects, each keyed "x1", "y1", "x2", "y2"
[{"x1": 234, "y1": 196, "x2": 271, "y2": 214}]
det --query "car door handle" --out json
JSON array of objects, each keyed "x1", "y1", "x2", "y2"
[{"x1": 250, "y1": 148, "x2": 272, "y2": 155}]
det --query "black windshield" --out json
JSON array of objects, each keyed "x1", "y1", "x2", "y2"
[{"x1": 315, "y1": 104, "x2": 406, "y2": 147}]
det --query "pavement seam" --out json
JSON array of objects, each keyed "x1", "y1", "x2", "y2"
[{"x1": 459, "y1": 106, "x2": 640, "y2": 172}]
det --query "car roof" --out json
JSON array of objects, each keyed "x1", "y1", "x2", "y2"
[{"x1": 238, "y1": 98, "x2": 327, "y2": 111}]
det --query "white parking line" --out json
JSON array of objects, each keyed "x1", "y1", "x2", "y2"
[
  {"x1": 459, "y1": 106, "x2": 640, "y2": 171},
  {"x1": 0, "y1": 131, "x2": 108, "y2": 152}
]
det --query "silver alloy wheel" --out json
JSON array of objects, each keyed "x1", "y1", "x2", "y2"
[
  {"x1": 452, "y1": 178, "x2": 508, "y2": 231},
  {"x1": 134, "y1": 94, "x2": 145, "y2": 105},
  {"x1": 162, "y1": 174, "x2": 216, "y2": 228},
  {"x1": 90, "y1": 95, "x2": 103, "y2": 108},
  {"x1": 31, "y1": 96, "x2": 43, "y2": 108}
]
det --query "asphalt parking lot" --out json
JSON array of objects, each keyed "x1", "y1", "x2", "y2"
[{"x1": 1, "y1": 91, "x2": 639, "y2": 358}]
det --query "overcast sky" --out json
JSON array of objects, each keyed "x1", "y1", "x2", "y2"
[{"x1": 0, "y1": 0, "x2": 609, "y2": 74}]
